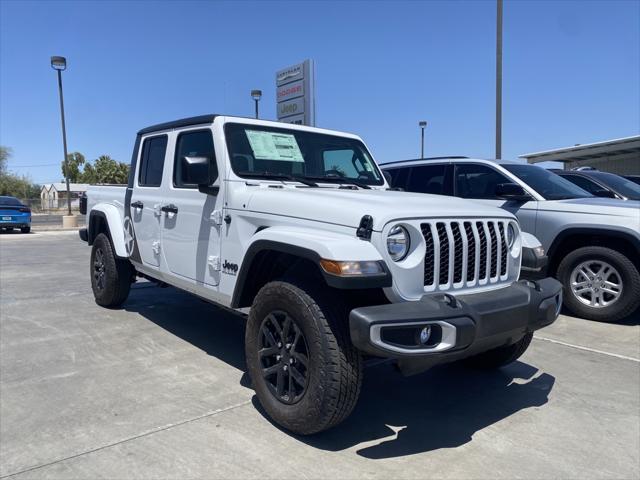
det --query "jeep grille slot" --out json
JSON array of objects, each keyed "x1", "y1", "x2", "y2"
[{"x1": 420, "y1": 220, "x2": 511, "y2": 291}]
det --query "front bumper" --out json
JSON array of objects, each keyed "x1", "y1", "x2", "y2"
[{"x1": 350, "y1": 277, "x2": 562, "y2": 375}]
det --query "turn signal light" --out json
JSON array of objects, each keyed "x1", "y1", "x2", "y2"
[{"x1": 319, "y1": 259, "x2": 384, "y2": 276}]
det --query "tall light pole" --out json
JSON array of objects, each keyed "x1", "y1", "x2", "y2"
[
  {"x1": 251, "y1": 89, "x2": 262, "y2": 119},
  {"x1": 419, "y1": 121, "x2": 427, "y2": 159},
  {"x1": 51, "y1": 55, "x2": 72, "y2": 216},
  {"x1": 495, "y1": 0, "x2": 503, "y2": 159}
]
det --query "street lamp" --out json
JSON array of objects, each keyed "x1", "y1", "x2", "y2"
[
  {"x1": 251, "y1": 89, "x2": 262, "y2": 119},
  {"x1": 495, "y1": 0, "x2": 503, "y2": 159},
  {"x1": 51, "y1": 55, "x2": 72, "y2": 217},
  {"x1": 419, "y1": 121, "x2": 427, "y2": 159}
]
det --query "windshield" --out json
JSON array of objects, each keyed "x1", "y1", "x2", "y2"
[
  {"x1": 225, "y1": 123, "x2": 384, "y2": 186},
  {"x1": 589, "y1": 172, "x2": 640, "y2": 200},
  {"x1": 503, "y1": 164, "x2": 593, "y2": 200},
  {"x1": 0, "y1": 196, "x2": 23, "y2": 206}
]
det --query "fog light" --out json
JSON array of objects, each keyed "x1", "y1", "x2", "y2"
[{"x1": 419, "y1": 326, "x2": 432, "y2": 345}]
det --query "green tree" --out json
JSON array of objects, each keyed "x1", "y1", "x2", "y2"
[
  {"x1": 81, "y1": 155, "x2": 129, "y2": 184},
  {"x1": 61, "y1": 152, "x2": 85, "y2": 182},
  {"x1": 0, "y1": 146, "x2": 11, "y2": 174},
  {"x1": 0, "y1": 146, "x2": 41, "y2": 199}
]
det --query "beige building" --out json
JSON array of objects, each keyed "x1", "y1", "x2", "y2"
[
  {"x1": 519, "y1": 135, "x2": 639, "y2": 175},
  {"x1": 40, "y1": 183, "x2": 90, "y2": 209}
]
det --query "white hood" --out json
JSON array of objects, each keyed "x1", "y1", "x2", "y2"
[{"x1": 244, "y1": 187, "x2": 513, "y2": 231}]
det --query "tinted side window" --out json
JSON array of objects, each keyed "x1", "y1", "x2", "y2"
[
  {"x1": 385, "y1": 167, "x2": 410, "y2": 189},
  {"x1": 561, "y1": 174, "x2": 601, "y2": 194},
  {"x1": 455, "y1": 164, "x2": 511, "y2": 199},
  {"x1": 139, "y1": 136, "x2": 168, "y2": 187},
  {"x1": 407, "y1": 164, "x2": 451, "y2": 195},
  {"x1": 174, "y1": 130, "x2": 216, "y2": 188}
]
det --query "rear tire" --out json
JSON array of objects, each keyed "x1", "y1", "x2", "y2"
[
  {"x1": 20, "y1": 226, "x2": 30, "y2": 233},
  {"x1": 245, "y1": 281, "x2": 362, "y2": 435},
  {"x1": 557, "y1": 246, "x2": 640, "y2": 322},
  {"x1": 6, "y1": 227, "x2": 13, "y2": 232},
  {"x1": 90, "y1": 233, "x2": 132, "y2": 308},
  {"x1": 464, "y1": 332, "x2": 533, "y2": 369}
]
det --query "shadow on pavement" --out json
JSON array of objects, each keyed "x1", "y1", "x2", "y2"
[
  {"x1": 124, "y1": 283, "x2": 555, "y2": 458},
  {"x1": 123, "y1": 284, "x2": 248, "y2": 375},
  {"x1": 560, "y1": 306, "x2": 639, "y2": 326},
  {"x1": 291, "y1": 361, "x2": 554, "y2": 458}
]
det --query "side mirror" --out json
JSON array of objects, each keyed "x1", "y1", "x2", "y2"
[
  {"x1": 592, "y1": 188, "x2": 616, "y2": 199},
  {"x1": 495, "y1": 183, "x2": 531, "y2": 201},
  {"x1": 182, "y1": 156, "x2": 219, "y2": 195},
  {"x1": 382, "y1": 170, "x2": 393, "y2": 185}
]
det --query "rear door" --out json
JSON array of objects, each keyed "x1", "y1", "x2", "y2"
[
  {"x1": 130, "y1": 135, "x2": 168, "y2": 268},
  {"x1": 405, "y1": 164, "x2": 453, "y2": 196},
  {"x1": 160, "y1": 128, "x2": 221, "y2": 287}
]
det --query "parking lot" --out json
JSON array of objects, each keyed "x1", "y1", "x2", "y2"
[{"x1": 0, "y1": 230, "x2": 638, "y2": 479}]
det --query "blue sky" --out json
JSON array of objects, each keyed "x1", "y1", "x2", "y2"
[{"x1": 1, "y1": 0, "x2": 638, "y2": 184}]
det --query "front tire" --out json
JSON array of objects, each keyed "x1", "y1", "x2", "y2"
[
  {"x1": 557, "y1": 246, "x2": 640, "y2": 322},
  {"x1": 90, "y1": 233, "x2": 133, "y2": 308},
  {"x1": 245, "y1": 281, "x2": 362, "y2": 435},
  {"x1": 21, "y1": 226, "x2": 30, "y2": 233},
  {"x1": 464, "y1": 332, "x2": 533, "y2": 369}
]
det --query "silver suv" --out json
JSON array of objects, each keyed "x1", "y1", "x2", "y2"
[{"x1": 382, "y1": 157, "x2": 640, "y2": 322}]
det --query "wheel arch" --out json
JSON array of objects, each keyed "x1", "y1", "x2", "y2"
[
  {"x1": 88, "y1": 205, "x2": 128, "y2": 258},
  {"x1": 547, "y1": 228, "x2": 640, "y2": 276},
  {"x1": 230, "y1": 233, "x2": 391, "y2": 309}
]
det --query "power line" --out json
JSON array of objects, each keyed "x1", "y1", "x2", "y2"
[{"x1": 7, "y1": 163, "x2": 59, "y2": 168}]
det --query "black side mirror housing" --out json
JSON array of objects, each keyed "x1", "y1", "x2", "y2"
[
  {"x1": 495, "y1": 183, "x2": 531, "y2": 201},
  {"x1": 182, "y1": 156, "x2": 219, "y2": 195},
  {"x1": 382, "y1": 170, "x2": 393, "y2": 185},
  {"x1": 592, "y1": 188, "x2": 617, "y2": 199}
]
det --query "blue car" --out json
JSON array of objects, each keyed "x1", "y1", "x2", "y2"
[{"x1": 0, "y1": 196, "x2": 31, "y2": 233}]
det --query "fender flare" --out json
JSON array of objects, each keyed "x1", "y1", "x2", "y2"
[
  {"x1": 88, "y1": 204, "x2": 128, "y2": 258},
  {"x1": 230, "y1": 226, "x2": 391, "y2": 308},
  {"x1": 547, "y1": 227, "x2": 640, "y2": 262}
]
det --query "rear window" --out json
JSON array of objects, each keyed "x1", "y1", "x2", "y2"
[
  {"x1": 0, "y1": 196, "x2": 22, "y2": 206},
  {"x1": 139, "y1": 135, "x2": 168, "y2": 187}
]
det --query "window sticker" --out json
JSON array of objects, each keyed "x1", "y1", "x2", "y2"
[{"x1": 245, "y1": 130, "x2": 304, "y2": 162}]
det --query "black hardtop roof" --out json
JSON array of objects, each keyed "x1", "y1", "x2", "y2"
[
  {"x1": 381, "y1": 156, "x2": 469, "y2": 167},
  {"x1": 137, "y1": 114, "x2": 218, "y2": 135}
]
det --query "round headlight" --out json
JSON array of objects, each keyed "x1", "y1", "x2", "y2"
[
  {"x1": 387, "y1": 225, "x2": 410, "y2": 261},
  {"x1": 507, "y1": 223, "x2": 517, "y2": 249}
]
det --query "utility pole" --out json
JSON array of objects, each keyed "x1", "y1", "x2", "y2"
[{"x1": 495, "y1": 0, "x2": 503, "y2": 159}]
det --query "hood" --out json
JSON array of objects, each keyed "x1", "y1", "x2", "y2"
[
  {"x1": 540, "y1": 197, "x2": 640, "y2": 219},
  {"x1": 244, "y1": 187, "x2": 513, "y2": 230}
]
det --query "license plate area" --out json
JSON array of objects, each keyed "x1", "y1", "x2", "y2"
[{"x1": 2, "y1": 216, "x2": 12, "y2": 221}]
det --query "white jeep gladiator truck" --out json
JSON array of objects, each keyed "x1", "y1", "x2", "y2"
[{"x1": 79, "y1": 115, "x2": 562, "y2": 434}]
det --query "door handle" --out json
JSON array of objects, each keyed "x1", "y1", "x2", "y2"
[
  {"x1": 161, "y1": 204, "x2": 179, "y2": 215},
  {"x1": 131, "y1": 201, "x2": 144, "y2": 209}
]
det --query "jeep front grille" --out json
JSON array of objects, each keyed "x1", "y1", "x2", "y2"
[{"x1": 420, "y1": 220, "x2": 512, "y2": 290}]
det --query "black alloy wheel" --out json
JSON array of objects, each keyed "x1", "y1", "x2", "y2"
[
  {"x1": 259, "y1": 311, "x2": 309, "y2": 404},
  {"x1": 93, "y1": 247, "x2": 106, "y2": 291}
]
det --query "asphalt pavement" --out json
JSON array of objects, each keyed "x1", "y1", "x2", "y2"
[{"x1": 1, "y1": 230, "x2": 638, "y2": 479}]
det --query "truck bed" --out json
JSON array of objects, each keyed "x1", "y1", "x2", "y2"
[{"x1": 86, "y1": 185, "x2": 127, "y2": 217}]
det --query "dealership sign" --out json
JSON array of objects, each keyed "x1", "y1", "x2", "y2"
[{"x1": 276, "y1": 59, "x2": 315, "y2": 126}]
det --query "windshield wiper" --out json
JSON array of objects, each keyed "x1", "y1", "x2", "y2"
[
  {"x1": 304, "y1": 174, "x2": 372, "y2": 189},
  {"x1": 237, "y1": 171, "x2": 318, "y2": 187}
]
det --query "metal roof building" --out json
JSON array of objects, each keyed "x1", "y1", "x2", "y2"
[{"x1": 519, "y1": 135, "x2": 640, "y2": 175}]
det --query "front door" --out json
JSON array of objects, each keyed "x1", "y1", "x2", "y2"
[
  {"x1": 453, "y1": 163, "x2": 538, "y2": 233},
  {"x1": 160, "y1": 128, "x2": 221, "y2": 286},
  {"x1": 130, "y1": 134, "x2": 168, "y2": 268}
]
